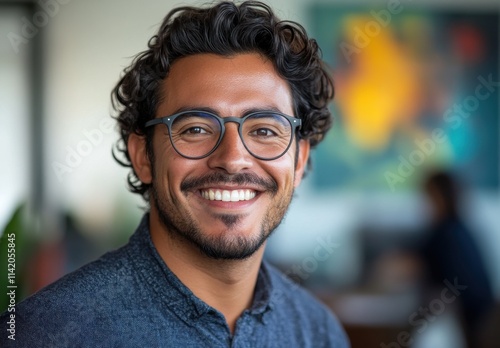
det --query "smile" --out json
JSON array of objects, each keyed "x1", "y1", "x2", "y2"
[{"x1": 200, "y1": 189, "x2": 257, "y2": 202}]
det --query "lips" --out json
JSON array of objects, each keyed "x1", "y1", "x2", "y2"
[{"x1": 200, "y1": 189, "x2": 257, "y2": 202}]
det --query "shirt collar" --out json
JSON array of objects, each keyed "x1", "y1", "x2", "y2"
[{"x1": 126, "y1": 214, "x2": 274, "y2": 322}]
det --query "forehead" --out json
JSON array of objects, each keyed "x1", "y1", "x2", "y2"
[{"x1": 157, "y1": 53, "x2": 294, "y2": 116}]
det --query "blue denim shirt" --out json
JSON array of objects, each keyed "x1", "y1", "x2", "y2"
[{"x1": 1, "y1": 215, "x2": 349, "y2": 347}]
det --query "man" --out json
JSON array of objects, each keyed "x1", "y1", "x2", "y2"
[{"x1": 1, "y1": 1, "x2": 349, "y2": 346}]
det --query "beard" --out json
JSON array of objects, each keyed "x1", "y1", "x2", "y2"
[{"x1": 151, "y1": 171, "x2": 294, "y2": 260}]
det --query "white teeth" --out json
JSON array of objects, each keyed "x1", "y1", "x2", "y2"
[
  {"x1": 230, "y1": 190, "x2": 239, "y2": 202},
  {"x1": 201, "y1": 189, "x2": 256, "y2": 202},
  {"x1": 215, "y1": 190, "x2": 222, "y2": 200}
]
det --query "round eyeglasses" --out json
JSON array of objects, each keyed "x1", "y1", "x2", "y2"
[{"x1": 144, "y1": 110, "x2": 302, "y2": 160}]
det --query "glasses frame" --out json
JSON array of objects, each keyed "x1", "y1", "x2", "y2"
[{"x1": 145, "y1": 110, "x2": 302, "y2": 160}]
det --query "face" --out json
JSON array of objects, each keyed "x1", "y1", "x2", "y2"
[{"x1": 130, "y1": 53, "x2": 309, "y2": 260}]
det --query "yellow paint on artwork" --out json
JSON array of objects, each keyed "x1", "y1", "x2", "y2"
[{"x1": 336, "y1": 16, "x2": 424, "y2": 151}]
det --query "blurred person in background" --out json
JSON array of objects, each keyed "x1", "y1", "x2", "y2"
[
  {"x1": 0, "y1": 1, "x2": 349, "y2": 347},
  {"x1": 419, "y1": 170, "x2": 494, "y2": 348}
]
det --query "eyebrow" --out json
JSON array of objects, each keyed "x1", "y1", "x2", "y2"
[{"x1": 168, "y1": 105, "x2": 288, "y2": 117}]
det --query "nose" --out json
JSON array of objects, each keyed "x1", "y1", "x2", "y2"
[{"x1": 206, "y1": 123, "x2": 253, "y2": 173}]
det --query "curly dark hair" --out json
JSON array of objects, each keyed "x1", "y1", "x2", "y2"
[{"x1": 112, "y1": 0, "x2": 334, "y2": 201}]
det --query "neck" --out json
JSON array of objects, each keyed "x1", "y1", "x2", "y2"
[{"x1": 149, "y1": 211, "x2": 264, "y2": 334}]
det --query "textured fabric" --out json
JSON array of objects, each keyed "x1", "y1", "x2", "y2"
[{"x1": 0, "y1": 215, "x2": 349, "y2": 347}]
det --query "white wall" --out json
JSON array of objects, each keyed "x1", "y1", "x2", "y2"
[{"x1": 0, "y1": 7, "x2": 31, "y2": 230}]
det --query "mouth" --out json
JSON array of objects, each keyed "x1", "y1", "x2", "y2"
[{"x1": 200, "y1": 188, "x2": 257, "y2": 202}]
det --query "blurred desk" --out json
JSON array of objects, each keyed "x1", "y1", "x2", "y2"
[{"x1": 317, "y1": 291, "x2": 419, "y2": 347}]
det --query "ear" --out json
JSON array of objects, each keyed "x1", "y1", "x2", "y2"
[
  {"x1": 294, "y1": 139, "x2": 310, "y2": 188},
  {"x1": 128, "y1": 133, "x2": 152, "y2": 184}
]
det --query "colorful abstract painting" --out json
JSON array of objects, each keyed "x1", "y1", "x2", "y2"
[{"x1": 309, "y1": 5, "x2": 499, "y2": 192}]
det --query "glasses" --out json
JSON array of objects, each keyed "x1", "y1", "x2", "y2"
[{"x1": 145, "y1": 110, "x2": 301, "y2": 160}]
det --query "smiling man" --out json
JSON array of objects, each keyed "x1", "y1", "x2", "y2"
[{"x1": 0, "y1": 1, "x2": 349, "y2": 347}]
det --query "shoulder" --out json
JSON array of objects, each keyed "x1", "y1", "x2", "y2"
[
  {"x1": 264, "y1": 262, "x2": 350, "y2": 347},
  {"x1": 265, "y1": 261, "x2": 332, "y2": 313},
  {"x1": 24, "y1": 244, "x2": 134, "y2": 305},
  {"x1": 0, "y1": 245, "x2": 142, "y2": 347}
]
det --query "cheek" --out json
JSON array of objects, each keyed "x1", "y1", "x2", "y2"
[
  {"x1": 265, "y1": 155, "x2": 297, "y2": 190},
  {"x1": 154, "y1": 151, "x2": 205, "y2": 196},
  {"x1": 152, "y1": 140, "x2": 179, "y2": 190}
]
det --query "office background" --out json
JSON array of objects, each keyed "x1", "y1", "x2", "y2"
[{"x1": 1, "y1": 0, "x2": 499, "y2": 347}]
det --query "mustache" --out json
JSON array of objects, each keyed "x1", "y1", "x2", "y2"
[{"x1": 181, "y1": 172, "x2": 278, "y2": 194}]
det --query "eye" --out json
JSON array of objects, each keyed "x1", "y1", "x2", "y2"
[
  {"x1": 172, "y1": 113, "x2": 219, "y2": 138},
  {"x1": 183, "y1": 126, "x2": 209, "y2": 135},
  {"x1": 251, "y1": 128, "x2": 278, "y2": 137}
]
